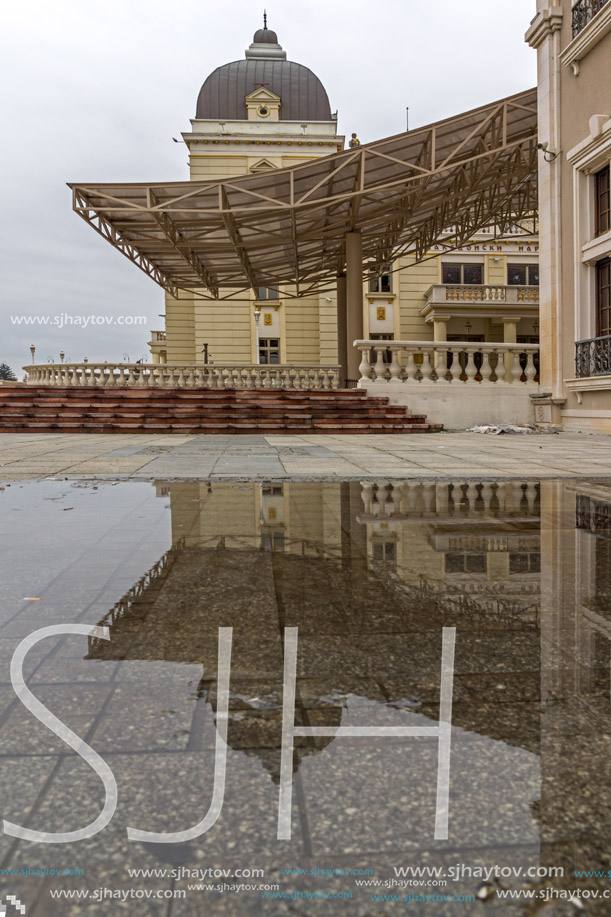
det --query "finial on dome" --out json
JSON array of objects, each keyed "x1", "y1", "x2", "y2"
[{"x1": 247, "y1": 14, "x2": 285, "y2": 58}]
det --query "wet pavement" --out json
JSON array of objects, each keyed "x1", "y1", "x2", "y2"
[
  {"x1": 0, "y1": 478, "x2": 610, "y2": 914},
  {"x1": 2, "y1": 431, "x2": 611, "y2": 480}
]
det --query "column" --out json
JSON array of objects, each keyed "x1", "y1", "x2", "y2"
[
  {"x1": 346, "y1": 232, "x2": 364, "y2": 383},
  {"x1": 433, "y1": 316, "x2": 450, "y2": 372},
  {"x1": 337, "y1": 273, "x2": 347, "y2": 387},
  {"x1": 433, "y1": 317, "x2": 450, "y2": 341},
  {"x1": 502, "y1": 317, "x2": 518, "y2": 381}
]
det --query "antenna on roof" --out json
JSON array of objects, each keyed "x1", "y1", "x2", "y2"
[{"x1": 263, "y1": 10, "x2": 267, "y2": 28}]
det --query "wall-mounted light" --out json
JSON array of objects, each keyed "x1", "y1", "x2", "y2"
[{"x1": 537, "y1": 141, "x2": 560, "y2": 163}]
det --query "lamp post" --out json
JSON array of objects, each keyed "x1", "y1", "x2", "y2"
[
  {"x1": 254, "y1": 304, "x2": 262, "y2": 364},
  {"x1": 59, "y1": 351, "x2": 65, "y2": 363},
  {"x1": 29, "y1": 345, "x2": 36, "y2": 364}
]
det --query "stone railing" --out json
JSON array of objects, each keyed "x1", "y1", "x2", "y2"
[
  {"x1": 23, "y1": 363, "x2": 340, "y2": 390},
  {"x1": 359, "y1": 481, "x2": 541, "y2": 520},
  {"x1": 355, "y1": 341, "x2": 539, "y2": 384},
  {"x1": 150, "y1": 330, "x2": 167, "y2": 343},
  {"x1": 425, "y1": 284, "x2": 539, "y2": 305}
]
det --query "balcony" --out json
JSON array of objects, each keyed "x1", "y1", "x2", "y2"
[
  {"x1": 575, "y1": 335, "x2": 611, "y2": 377},
  {"x1": 421, "y1": 284, "x2": 539, "y2": 322},
  {"x1": 572, "y1": 0, "x2": 610, "y2": 37}
]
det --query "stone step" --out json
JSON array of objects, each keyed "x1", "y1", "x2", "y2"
[{"x1": 0, "y1": 385, "x2": 442, "y2": 434}]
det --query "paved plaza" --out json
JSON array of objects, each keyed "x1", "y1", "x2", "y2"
[{"x1": 0, "y1": 431, "x2": 610, "y2": 481}]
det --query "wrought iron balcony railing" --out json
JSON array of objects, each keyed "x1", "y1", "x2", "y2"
[
  {"x1": 572, "y1": 0, "x2": 610, "y2": 38},
  {"x1": 575, "y1": 335, "x2": 611, "y2": 377}
]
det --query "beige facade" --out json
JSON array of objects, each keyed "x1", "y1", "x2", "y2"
[
  {"x1": 526, "y1": 0, "x2": 611, "y2": 431},
  {"x1": 150, "y1": 27, "x2": 540, "y2": 378}
]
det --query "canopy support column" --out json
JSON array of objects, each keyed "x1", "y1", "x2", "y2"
[
  {"x1": 346, "y1": 232, "x2": 363, "y2": 385},
  {"x1": 336, "y1": 273, "x2": 347, "y2": 387}
]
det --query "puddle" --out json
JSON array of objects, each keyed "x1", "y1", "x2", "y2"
[{"x1": 0, "y1": 479, "x2": 609, "y2": 914}]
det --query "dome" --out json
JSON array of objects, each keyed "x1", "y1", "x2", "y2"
[
  {"x1": 195, "y1": 25, "x2": 333, "y2": 122},
  {"x1": 253, "y1": 27, "x2": 278, "y2": 43}
]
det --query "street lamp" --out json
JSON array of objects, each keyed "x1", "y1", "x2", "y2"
[
  {"x1": 254, "y1": 304, "x2": 262, "y2": 365},
  {"x1": 59, "y1": 351, "x2": 65, "y2": 363},
  {"x1": 29, "y1": 344, "x2": 36, "y2": 364}
]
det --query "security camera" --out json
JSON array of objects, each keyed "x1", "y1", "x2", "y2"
[
  {"x1": 325, "y1": 297, "x2": 332, "y2": 302},
  {"x1": 537, "y1": 141, "x2": 549, "y2": 151}
]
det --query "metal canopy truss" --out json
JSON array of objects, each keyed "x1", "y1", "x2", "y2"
[{"x1": 70, "y1": 88, "x2": 538, "y2": 301}]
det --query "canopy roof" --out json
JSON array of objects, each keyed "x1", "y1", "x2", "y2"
[{"x1": 69, "y1": 88, "x2": 538, "y2": 301}]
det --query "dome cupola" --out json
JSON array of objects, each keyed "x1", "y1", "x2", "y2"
[{"x1": 195, "y1": 17, "x2": 332, "y2": 122}]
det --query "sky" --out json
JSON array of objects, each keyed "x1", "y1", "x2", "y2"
[{"x1": 0, "y1": 0, "x2": 537, "y2": 377}]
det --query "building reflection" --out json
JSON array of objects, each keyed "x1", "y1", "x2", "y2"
[{"x1": 86, "y1": 479, "x2": 611, "y2": 866}]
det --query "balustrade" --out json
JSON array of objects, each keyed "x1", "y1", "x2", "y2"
[
  {"x1": 354, "y1": 341, "x2": 539, "y2": 385},
  {"x1": 24, "y1": 363, "x2": 340, "y2": 390},
  {"x1": 575, "y1": 336, "x2": 611, "y2": 378},
  {"x1": 359, "y1": 482, "x2": 541, "y2": 521},
  {"x1": 572, "y1": 0, "x2": 609, "y2": 37},
  {"x1": 425, "y1": 283, "x2": 539, "y2": 306}
]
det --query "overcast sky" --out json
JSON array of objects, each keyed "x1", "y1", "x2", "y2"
[{"x1": 0, "y1": 0, "x2": 537, "y2": 376}]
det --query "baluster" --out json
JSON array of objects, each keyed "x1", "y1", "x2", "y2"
[
  {"x1": 176, "y1": 368, "x2": 186, "y2": 388},
  {"x1": 436, "y1": 346, "x2": 450, "y2": 383},
  {"x1": 510, "y1": 350, "x2": 522, "y2": 384},
  {"x1": 448, "y1": 347, "x2": 462, "y2": 383},
  {"x1": 423, "y1": 483, "x2": 437, "y2": 514},
  {"x1": 374, "y1": 346, "x2": 387, "y2": 380},
  {"x1": 358, "y1": 347, "x2": 372, "y2": 381},
  {"x1": 361, "y1": 482, "x2": 374, "y2": 515},
  {"x1": 480, "y1": 350, "x2": 493, "y2": 384},
  {"x1": 420, "y1": 349, "x2": 434, "y2": 382},
  {"x1": 385, "y1": 484, "x2": 399, "y2": 517},
  {"x1": 480, "y1": 482, "x2": 494, "y2": 514},
  {"x1": 525, "y1": 483, "x2": 537, "y2": 514},
  {"x1": 323, "y1": 369, "x2": 331, "y2": 390},
  {"x1": 404, "y1": 348, "x2": 417, "y2": 381},
  {"x1": 464, "y1": 348, "x2": 478, "y2": 383},
  {"x1": 525, "y1": 351, "x2": 537, "y2": 383},
  {"x1": 389, "y1": 347, "x2": 401, "y2": 381}
]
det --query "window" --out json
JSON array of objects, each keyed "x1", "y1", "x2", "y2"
[
  {"x1": 445, "y1": 554, "x2": 487, "y2": 574},
  {"x1": 597, "y1": 258, "x2": 611, "y2": 337},
  {"x1": 369, "y1": 266, "x2": 392, "y2": 294},
  {"x1": 596, "y1": 166, "x2": 610, "y2": 237},
  {"x1": 257, "y1": 286, "x2": 279, "y2": 300},
  {"x1": 372, "y1": 540, "x2": 397, "y2": 566},
  {"x1": 261, "y1": 531, "x2": 285, "y2": 551},
  {"x1": 507, "y1": 264, "x2": 539, "y2": 286},
  {"x1": 262, "y1": 483, "x2": 283, "y2": 496},
  {"x1": 259, "y1": 338, "x2": 280, "y2": 364},
  {"x1": 441, "y1": 263, "x2": 483, "y2": 285},
  {"x1": 509, "y1": 553, "x2": 541, "y2": 574}
]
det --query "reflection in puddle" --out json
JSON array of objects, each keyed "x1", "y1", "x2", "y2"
[{"x1": 0, "y1": 479, "x2": 610, "y2": 914}]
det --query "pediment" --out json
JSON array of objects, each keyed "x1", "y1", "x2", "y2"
[
  {"x1": 245, "y1": 87, "x2": 281, "y2": 105},
  {"x1": 250, "y1": 158, "x2": 277, "y2": 173}
]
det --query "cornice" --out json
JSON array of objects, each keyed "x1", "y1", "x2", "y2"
[{"x1": 525, "y1": 7, "x2": 564, "y2": 49}]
